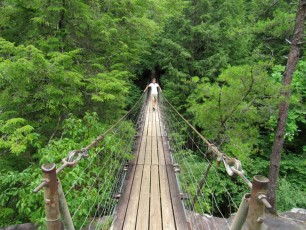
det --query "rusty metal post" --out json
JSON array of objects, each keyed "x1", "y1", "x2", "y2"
[
  {"x1": 245, "y1": 175, "x2": 269, "y2": 230},
  {"x1": 42, "y1": 163, "x2": 61, "y2": 230},
  {"x1": 230, "y1": 193, "x2": 250, "y2": 230}
]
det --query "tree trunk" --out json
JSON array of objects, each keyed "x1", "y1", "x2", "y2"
[{"x1": 267, "y1": 0, "x2": 306, "y2": 213}]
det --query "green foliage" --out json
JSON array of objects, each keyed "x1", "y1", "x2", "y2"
[
  {"x1": 268, "y1": 61, "x2": 306, "y2": 142},
  {"x1": 0, "y1": 0, "x2": 178, "y2": 227},
  {"x1": 0, "y1": 39, "x2": 84, "y2": 141},
  {"x1": 277, "y1": 178, "x2": 306, "y2": 212},
  {"x1": 158, "y1": 0, "x2": 304, "y2": 216},
  {"x1": 92, "y1": 216, "x2": 113, "y2": 230},
  {"x1": 188, "y1": 64, "x2": 280, "y2": 159},
  {"x1": 0, "y1": 208, "x2": 16, "y2": 227},
  {"x1": 0, "y1": 112, "x2": 136, "y2": 228},
  {"x1": 0, "y1": 166, "x2": 44, "y2": 225},
  {"x1": 0, "y1": 118, "x2": 39, "y2": 155},
  {"x1": 0, "y1": 0, "x2": 187, "y2": 225},
  {"x1": 0, "y1": 0, "x2": 305, "y2": 226},
  {"x1": 185, "y1": 61, "x2": 305, "y2": 212},
  {"x1": 248, "y1": 0, "x2": 296, "y2": 63},
  {"x1": 166, "y1": 126, "x2": 249, "y2": 216}
]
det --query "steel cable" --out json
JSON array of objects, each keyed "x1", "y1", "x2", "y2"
[{"x1": 159, "y1": 93, "x2": 233, "y2": 229}]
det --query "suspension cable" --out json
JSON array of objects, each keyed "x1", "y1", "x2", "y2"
[
  {"x1": 161, "y1": 94, "x2": 252, "y2": 189},
  {"x1": 159, "y1": 98, "x2": 228, "y2": 228}
]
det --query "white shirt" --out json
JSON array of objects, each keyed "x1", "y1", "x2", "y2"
[{"x1": 149, "y1": 83, "x2": 160, "y2": 94}]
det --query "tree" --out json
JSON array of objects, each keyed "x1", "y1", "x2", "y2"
[
  {"x1": 188, "y1": 64, "x2": 280, "y2": 160},
  {"x1": 267, "y1": 0, "x2": 306, "y2": 213},
  {"x1": 0, "y1": 0, "x2": 188, "y2": 226}
]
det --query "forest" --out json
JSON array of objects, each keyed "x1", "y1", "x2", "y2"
[{"x1": 0, "y1": 0, "x2": 305, "y2": 228}]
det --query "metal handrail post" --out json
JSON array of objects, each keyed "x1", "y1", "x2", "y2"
[
  {"x1": 230, "y1": 193, "x2": 250, "y2": 230},
  {"x1": 41, "y1": 163, "x2": 61, "y2": 230},
  {"x1": 58, "y1": 180, "x2": 75, "y2": 230},
  {"x1": 245, "y1": 175, "x2": 269, "y2": 230}
]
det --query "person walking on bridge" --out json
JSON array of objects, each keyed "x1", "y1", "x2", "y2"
[{"x1": 144, "y1": 78, "x2": 162, "y2": 111}]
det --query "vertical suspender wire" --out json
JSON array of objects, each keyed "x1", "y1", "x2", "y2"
[
  {"x1": 63, "y1": 93, "x2": 145, "y2": 200},
  {"x1": 92, "y1": 94, "x2": 146, "y2": 221},
  {"x1": 164, "y1": 111, "x2": 214, "y2": 230},
  {"x1": 68, "y1": 92, "x2": 146, "y2": 227},
  {"x1": 165, "y1": 102, "x2": 239, "y2": 211},
  {"x1": 85, "y1": 92, "x2": 146, "y2": 228},
  {"x1": 160, "y1": 93, "x2": 238, "y2": 211},
  {"x1": 160, "y1": 93, "x2": 231, "y2": 229},
  {"x1": 161, "y1": 94, "x2": 232, "y2": 228},
  {"x1": 159, "y1": 96, "x2": 214, "y2": 230}
]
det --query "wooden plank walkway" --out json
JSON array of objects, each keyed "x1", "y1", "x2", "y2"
[{"x1": 111, "y1": 99, "x2": 190, "y2": 230}]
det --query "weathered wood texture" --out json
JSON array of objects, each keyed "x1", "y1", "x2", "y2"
[{"x1": 111, "y1": 100, "x2": 189, "y2": 230}]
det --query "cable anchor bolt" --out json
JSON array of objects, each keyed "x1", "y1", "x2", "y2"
[{"x1": 257, "y1": 193, "x2": 272, "y2": 209}]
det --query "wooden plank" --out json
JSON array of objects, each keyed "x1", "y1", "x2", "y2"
[
  {"x1": 137, "y1": 132, "x2": 147, "y2": 165},
  {"x1": 123, "y1": 165, "x2": 144, "y2": 230},
  {"x1": 156, "y1": 107, "x2": 162, "y2": 137},
  {"x1": 136, "y1": 165, "x2": 151, "y2": 230},
  {"x1": 144, "y1": 136, "x2": 152, "y2": 165},
  {"x1": 161, "y1": 135, "x2": 172, "y2": 165},
  {"x1": 159, "y1": 106, "x2": 190, "y2": 229},
  {"x1": 151, "y1": 111, "x2": 159, "y2": 165},
  {"x1": 146, "y1": 99, "x2": 152, "y2": 137},
  {"x1": 148, "y1": 100, "x2": 156, "y2": 136},
  {"x1": 147, "y1": 110, "x2": 153, "y2": 137},
  {"x1": 151, "y1": 136, "x2": 158, "y2": 165},
  {"x1": 166, "y1": 164, "x2": 190, "y2": 230},
  {"x1": 132, "y1": 137, "x2": 141, "y2": 160},
  {"x1": 137, "y1": 103, "x2": 148, "y2": 138},
  {"x1": 156, "y1": 108, "x2": 166, "y2": 165},
  {"x1": 111, "y1": 105, "x2": 147, "y2": 230},
  {"x1": 157, "y1": 106, "x2": 166, "y2": 137},
  {"x1": 114, "y1": 103, "x2": 190, "y2": 230},
  {"x1": 142, "y1": 104, "x2": 150, "y2": 137},
  {"x1": 157, "y1": 136, "x2": 165, "y2": 165},
  {"x1": 152, "y1": 109, "x2": 157, "y2": 137},
  {"x1": 150, "y1": 165, "x2": 162, "y2": 230},
  {"x1": 111, "y1": 162, "x2": 137, "y2": 230},
  {"x1": 159, "y1": 165, "x2": 176, "y2": 230}
]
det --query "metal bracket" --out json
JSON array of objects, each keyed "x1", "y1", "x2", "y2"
[
  {"x1": 180, "y1": 193, "x2": 189, "y2": 200},
  {"x1": 124, "y1": 163, "x2": 129, "y2": 171},
  {"x1": 113, "y1": 193, "x2": 121, "y2": 200},
  {"x1": 257, "y1": 193, "x2": 272, "y2": 209},
  {"x1": 173, "y1": 164, "x2": 181, "y2": 172}
]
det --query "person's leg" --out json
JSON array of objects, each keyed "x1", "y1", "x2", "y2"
[{"x1": 152, "y1": 95, "x2": 157, "y2": 110}]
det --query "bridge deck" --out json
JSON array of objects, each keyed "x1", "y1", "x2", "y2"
[{"x1": 111, "y1": 99, "x2": 189, "y2": 230}]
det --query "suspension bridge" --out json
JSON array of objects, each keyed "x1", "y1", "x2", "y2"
[
  {"x1": 34, "y1": 91, "x2": 272, "y2": 230},
  {"x1": 111, "y1": 95, "x2": 189, "y2": 230}
]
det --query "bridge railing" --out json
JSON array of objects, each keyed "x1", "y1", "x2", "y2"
[
  {"x1": 33, "y1": 92, "x2": 147, "y2": 229},
  {"x1": 159, "y1": 93, "x2": 271, "y2": 230}
]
